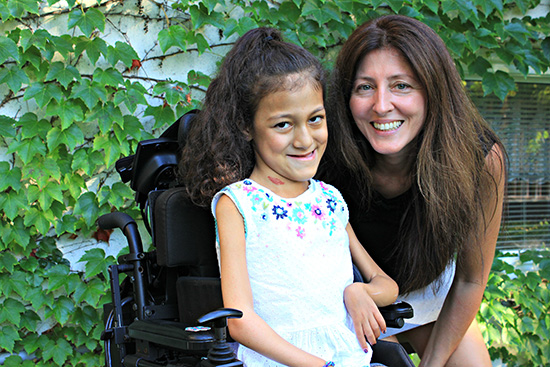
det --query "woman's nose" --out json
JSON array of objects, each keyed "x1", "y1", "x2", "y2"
[{"x1": 372, "y1": 89, "x2": 394, "y2": 115}]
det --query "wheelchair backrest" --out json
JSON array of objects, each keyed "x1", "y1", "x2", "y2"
[{"x1": 149, "y1": 187, "x2": 219, "y2": 276}]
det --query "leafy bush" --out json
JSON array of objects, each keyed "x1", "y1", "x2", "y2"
[
  {"x1": 479, "y1": 248, "x2": 550, "y2": 366},
  {"x1": 1, "y1": 0, "x2": 549, "y2": 365}
]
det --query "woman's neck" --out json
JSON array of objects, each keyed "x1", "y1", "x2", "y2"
[{"x1": 371, "y1": 153, "x2": 414, "y2": 199}]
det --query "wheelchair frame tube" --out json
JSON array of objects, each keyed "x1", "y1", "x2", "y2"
[{"x1": 99, "y1": 213, "x2": 148, "y2": 320}]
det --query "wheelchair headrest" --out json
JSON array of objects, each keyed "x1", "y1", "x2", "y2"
[{"x1": 115, "y1": 110, "x2": 199, "y2": 210}]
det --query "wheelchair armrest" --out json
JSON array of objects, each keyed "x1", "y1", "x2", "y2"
[
  {"x1": 198, "y1": 308, "x2": 243, "y2": 330},
  {"x1": 380, "y1": 301, "x2": 414, "y2": 328}
]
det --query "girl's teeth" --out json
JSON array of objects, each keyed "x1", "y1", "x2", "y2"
[{"x1": 373, "y1": 121, "x2": 403, "y2": 131}]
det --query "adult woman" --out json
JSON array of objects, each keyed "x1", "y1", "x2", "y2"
[{"x1": 321, "y1": 15, "x2": 506, "y2": 366}]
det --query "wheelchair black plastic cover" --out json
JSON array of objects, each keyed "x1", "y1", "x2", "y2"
[{"x1": 99, "y1": 110, "x2": 415, "y2": 367}]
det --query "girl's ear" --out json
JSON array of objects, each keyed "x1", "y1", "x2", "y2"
[{"x1": 243, "y1": 129, "x2": 253, "y2": 142}]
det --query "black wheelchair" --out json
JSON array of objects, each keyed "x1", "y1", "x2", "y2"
[{"x1": 99, "y1": 111, "x2": 415, "y2": 367}]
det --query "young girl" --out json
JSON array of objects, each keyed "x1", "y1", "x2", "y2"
[{"x1": 179, "y1": 27, "x2": 398, "y2": 367}]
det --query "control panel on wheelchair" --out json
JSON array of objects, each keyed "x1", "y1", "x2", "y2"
[{"x1": 99, "y1": 110, "x2": 415, "y2": 367}]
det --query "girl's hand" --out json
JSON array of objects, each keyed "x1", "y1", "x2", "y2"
[{"x1": 344, "y1": 282, "x2": 386, "y2": 348}]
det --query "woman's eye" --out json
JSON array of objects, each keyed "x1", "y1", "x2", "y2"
[
  {"x1": 395, "y1": 83, "x2": 411, "y2": 90},
  {"x1": 357, "y1": 84, "x2": 372, "y2": 91}
]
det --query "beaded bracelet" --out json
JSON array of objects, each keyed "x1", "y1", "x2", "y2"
[{"x1": 323, "y1": 362, "x2": 335, "y2": 367}]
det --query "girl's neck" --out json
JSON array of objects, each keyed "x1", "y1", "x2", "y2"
[{"x1": 249, "y1": 172, "x2": 310, "y2": 199}]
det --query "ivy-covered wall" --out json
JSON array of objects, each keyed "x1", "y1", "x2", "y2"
[{"x1": 0, "y1": 0, "x2": 549, "y2": 366}]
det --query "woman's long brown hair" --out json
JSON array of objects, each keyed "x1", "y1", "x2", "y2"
[{"x1": 322, "y1": 15, "x2": 507, "y2": 294}]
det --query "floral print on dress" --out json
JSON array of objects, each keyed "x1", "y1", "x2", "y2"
[{"x1": 224, "y1": 179, "x2": 347, "y2": 240}]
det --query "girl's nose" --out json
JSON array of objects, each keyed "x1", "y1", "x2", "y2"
[
  {"x1": 372, "y1": 88, "x2": 394, "y2": 116},
  {"x1": 293, "y1": 125, "x2": 313, "y2": 149}
]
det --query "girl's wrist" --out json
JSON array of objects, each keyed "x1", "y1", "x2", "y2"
[{"x1": 323, "y1": 362, "x2": 335, "y2": 367}]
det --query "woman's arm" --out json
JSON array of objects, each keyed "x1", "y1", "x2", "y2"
[
  {"x1": 345, "y1": 223, "x2": 399, "y2": 348},
  {"x1": 418, "y1": 144, "x2": 506, "y2": 367},
  {"x1": 216, "y1": 194, "x2": 327, "y2": 367}
]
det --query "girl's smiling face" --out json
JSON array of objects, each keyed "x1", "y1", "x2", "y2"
[
  {"x1": 249, "y1": 74, "x2": 327, "y2": 197},
  {"x1": 350, "y1": 47, "x2": 427, "y2": 160}
]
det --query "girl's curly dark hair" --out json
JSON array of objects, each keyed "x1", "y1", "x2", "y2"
[{"x1": 179, "y1": 27, "x2": 325, "y2": 207}]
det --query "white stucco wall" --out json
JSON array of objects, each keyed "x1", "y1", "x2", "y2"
[{"x1": 0, "y1": 0, "x2": 234, "y2": 271}]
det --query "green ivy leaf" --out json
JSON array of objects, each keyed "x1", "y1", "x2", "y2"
[
  {"x1": 46, "y1": 124, "x2": 85, "y2": 151},
  {"x1": 86, "y1": 101, "x2": 124, "y2": 134},
  {"x1": 121, "y1": 114, "x2": 146, "y2": 141},
  {"x1": 0, "y1": 325, "x2": 20, "y2": 353},
  {"x1": 73, "y1": 277, "x2": 105, "y2": 304},
  {"x1": 24, "y1": 207, "x2": 52, "y2": 235},
  {"x1": 73, "y1": 191, "x2": 100, "y2": 224},
  {"x1": 48, "y1": 338, "x2": 73, "y2": 366},
  {"x1": 0, "y1": 252, "x2": 18, "y2": 273},
  {"x1": 482, "y1": 70, "x2": 516, "y2": 101},
  {"x1": 51, "y1": 34, "x2": 74, "y2": 59},
  {"x1": 0, "y1": 217, "x2": 31, "y2": 251},
  {"x1": 144, "y1": 104, "x2": 176, "y2": 129},
  {"x1": 78, "y1": 248, "x2": 110, "y2": 279},
  {"x1": 70, "y1": 79, "x2": 108, "y2": 109},
  {"x1": 23, "y1": 82, "x2": 64, "y2": 108},
  {"x1": 71, "y1": 149, "x2": 101, "y2": 177},
  {"x1": 0, "y1": 115, "x2": 16, "y2": 138},
  {"x1": 0, "y1": 190, "x2": 25, "y2": 220},
  {"x1": 93, "y1": 133, "x2": 123, "y2": 168},
  {"x1": 468, "y1": 56, "x2": 492, "y2": 77},
  {"x1": 19, "y1": 29, "x2": 50, "y2": 52},
  {"x1": 0, "y1": 1, "x2": 11, "y2": 20},
  {"x1": 37, "y1": 181, "x2": 64, "y2": 210},
  {"x1": 302, "y1": 0, "x2": 342, "y2": 26},
  {"x1": 72, "y1": 306, "x2": 98, "y2": 334},
  {"x1": 106, "y1": 41, "x2": 139, "y2": 68},
  {"x1": 67, "y1": 7, "x2": 105, "y2": 37},
  {"x1": 19, "y1": 309, "x2": 41, "y2": 333},
  {"x1": 153, "y1": 82, "x2": 188, "y2": 105},
  {"x1": 21, "y1": 45, "x2": 43, "y2": 70},
  {"x1": 158, "y1": 25, "x2": 188, "y2": 53},
  {"x1": 46, "y1": 295, "x2": 74, "y2": 326},
  {"x1": 542, "y1": 37, "x2": 550, "y2": 63},
  {"x1": 114, "y1": 82, "x2": 148, "y2": 113},
  {"x1": 7, "y1": 136, "x2": 46, "y2": 165},
  {"x1": 45, "y1": 61, "x2": 81, "y2": 88},
  {"x1": 0, "y1": 162, "x2": 21, "y2": 191},
  {"x1": 45, "y1": 264, "x2": 70, "y2": 292},
  {"x1": 45, "y1": 99, "x2": 85, "y2": 130},
  {"x1": 0, "y1": 298, "x2": 26, "y2": 324},
  {"x1": 74, "y1": 36, "x2": 108, "y2": 65},
  {"x1": 504, "y1": 21, "x2": 531, "y2": 44},
  {"x1": 188, "y1": 70, "x2": 211, "y2": 88},
  {"x1": 6, "y1": 0, "x2": 39, "y2": 18},
  {"x1": 0, "y1": 64, "x2": 29, "y2": 92},
  {"x1": 0, "y1": 270, "x2": 27, "y2": 297},
  {"x1": 92, "y1": 67, "x2": 124, "y2": 87}
]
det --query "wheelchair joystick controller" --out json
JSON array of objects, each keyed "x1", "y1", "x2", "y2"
[{"x1": 198, "y1": 308, "x2": 244, "y2": 367}]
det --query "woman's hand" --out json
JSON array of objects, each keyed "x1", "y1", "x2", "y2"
[{"x1": 344, "y1": 282, "x2": 386, "y2": 348}]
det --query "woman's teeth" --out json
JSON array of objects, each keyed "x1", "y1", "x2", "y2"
[{"x1": 373, "y1": 121, "x2": 403, "y2": 131}]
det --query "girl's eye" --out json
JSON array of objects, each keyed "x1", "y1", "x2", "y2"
[
  {"x1": 309, "y1": 115, "x2": 324, "y2": 125},
  {"x1": 274, "y1": 121, "x2": 291, "y2": 129}
]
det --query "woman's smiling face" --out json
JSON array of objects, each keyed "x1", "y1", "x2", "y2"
[{"x1": 349, "y1": 47, "x2": 427, "y2": 159}]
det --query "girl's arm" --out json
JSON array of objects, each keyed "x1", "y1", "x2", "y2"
[
  {"x1": 216, "y1": 194, "x2": 328, "y2": 367},
  {"x1": 344, "y1": 223, "x2": 399, "y2": 349},
  {"x1": 418, "y1": 144, "x2": 506, "y2": 367}
]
